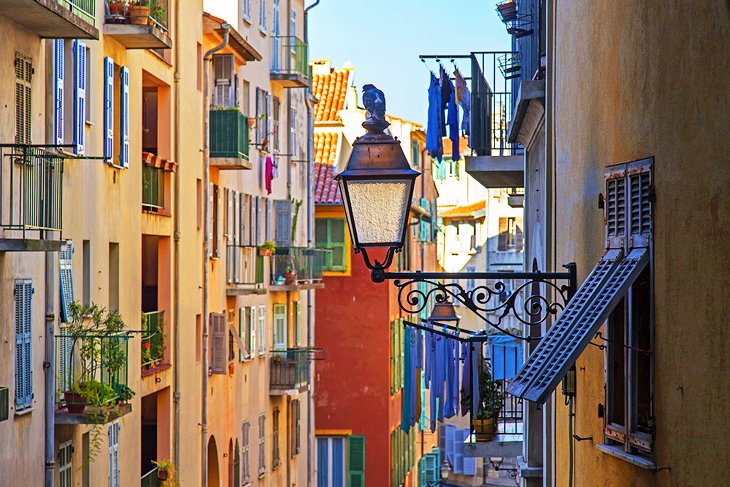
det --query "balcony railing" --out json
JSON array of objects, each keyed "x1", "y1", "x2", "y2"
[
  {"x1": 271, "y1": 36, "x2": 310, "y2": 87},
  {"x1": 141, "y1": 311, "x2": 165, "y2": 369},
  {"x1": 0, "y1": 0, "x2": 97, "y2": 38},
  {"x1": 55, "y1": 331, "x2": 131, "y2": 421},
  {"x1": 271, "y1": 247, "x2": 326, "y2": 287},
  {"x1": 104, "y1": 0, "x2": 172, "y2": 49},
  {"x1": 57, "y1": 0, "x2": 96, "y2": 26},
  {"x1": 226, "y1": 245, "x2": 264, "y2": 286},
  {"x1": 142, "y1": 165, "x2": 164, "y2": 211},
  {"x1": 210, "y1": 109, "x2": 251, "y2": 167},
  {"x1": 270, "y1": 349, "x2": 310, "y2": 392},
  {"x1": 0, "y1": 144, "x2": 64, "y2": 239}
]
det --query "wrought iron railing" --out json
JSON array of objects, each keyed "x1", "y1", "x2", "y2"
[
  {"x1": 141, "y1": 311, "x2": 165, "y2": 368},
  {"x1": 226, "y1": 245, "x2": 265, "y2": 286},
  {"x1": 142, "y1": 165, "x2": 164, "y2": 210},
  {"x1": 104, "y1": 0, "x2": 169, "y2": 31},
  {"x1": 270, "y1": 349, "x2": 310, "y2": 391},
  {"x1": 271, "y1": 36, "x2": 310, "y2": 79},
  {"x1": 140, "y1": 467, "x2": 160, "y2": 487},
  {"x1": 271, "y1": 247, "x2": 326, "y2": 286},
  {"x1": 55, "y1": 332, "x2": 130, "y2": 409},
  {"x1": 0, "y1": 144, "x2": 64, "y2": 238},
  {"x1": 57, "y1": 0, "x2": 96, "y2": 26}
]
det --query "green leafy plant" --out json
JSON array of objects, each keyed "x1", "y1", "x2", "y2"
[
  {"x1": 259, "y1": 241, "x2": 276, "y2": 253},
  {"x1": 291, "y1": 198, "x2": 302, "y2": 243},
  {"x1": 476, "y1": 361, "x2": 503, "y2": 421}
]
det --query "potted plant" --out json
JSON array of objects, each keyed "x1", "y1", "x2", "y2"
[
  {"x1": 471, "y1": 364, "x2": 504, "y2": 441},
  {"x1": 108, "y1": 0, "x2": 127, "y2": 16},
  {"x1": 148, "y1": 0, "x2": 165, "y2": 24},
  {"x1": 283, "y1": 265, "x2": 297, "y2": 285},
  {"x1": 496, "y1": 0, "x2": 518, "y2": 22},
  {"x1": 113, "y1": 384, "x2": 136, "y2": 404},
  {"x1": 128, "y1": 1, "x2": 150, "y2": 25},
  {"x1": 153, "y1": 459, "x2": 175, "y2": 481},
  {"x1": 258, "y1": 241, "x2": 276, "y2": 257}
]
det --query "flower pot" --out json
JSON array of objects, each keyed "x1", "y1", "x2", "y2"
[
  {"x1": 283, "y1": 271, "x2": 297, "y2": 285},
  {"x1": 471, "y1": 418, "x2": 496, "y2": 441},
  {"x1": 128, "y1": 5, "x2": 149, "y2": 25},
  {"x1": 64, "y1": 390, "x2": 87, "y2": 414},
  {"x1": 258, "y1": 248, "x2": 273, "y2": 257},
  {"x1": 109, "y1": 2, "x2": 125, "y2": 15},
  {"x1": 157, "y1": 469, "x2": 169, "y2": 481},
  {"x1": 497, "y1": 1, "x2": 518, "y2": 22}
]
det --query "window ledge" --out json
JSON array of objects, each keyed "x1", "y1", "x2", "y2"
[
  {"x1": 596, "y1": 444, "x2": 655, "y2": 470},
  {"x1": 15, "y1": 406, "x2": 34, "y2": 416},
  {"x1": 259, "y1": 25, "x2": 267, "y2": 36},
  {"x1": 242, "y1": 15, "x2": 252, "y2": 25}
]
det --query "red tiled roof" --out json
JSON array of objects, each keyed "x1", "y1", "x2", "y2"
[
  {"x1": 142, "y1": 151, "x2": 177, "y2": 172},
  {"x1": 312, "y1": 68, "x2": 351, "y2": 122},
  {"x1": 440, "y1": 200, "x2": 486, "y2": 219},
  {"x1": 314, "y1": 132, "x2": 340, "y2": 204}
]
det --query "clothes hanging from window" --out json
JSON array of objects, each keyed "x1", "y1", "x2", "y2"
[
  {"x1": 271, "y1": 154, "x2": 279, "y2": 178},
  {"x1": 447, "y1": 79, "x2": 460, "y2": 161},
  {"x1": 265, "y1": 155, "x2": 274, "y2": 194},
  {"x1": 455, "y1": 68, "x2": 471, "y2": 137},
  {"x1": 461, "y1": 341, "x2": 472, "y2": 416},
  {"x1": 439, "y1": 66, "x2": 452, "y2": 134},
  {"x1": 401, "y1": 327, "x2": 412, "y2": 432},
  {"x1": 443, "y1": 336, "x2": 456, "y2": 419},
  {"x1": 426, "y1": 74, "x2": 443, "y2": 161}
]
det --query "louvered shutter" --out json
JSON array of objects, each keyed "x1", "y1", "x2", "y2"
[
  {"x1": 628, "y1": 159, "x2": 652, "y2": 248},
  {"x1": 444, "y1": 424, "x2": 455, "y2": 466},
  {"x1": 240, "y1": 193, "x2": 248, "y2": 246},
  {"x1": 249, "y1": 306, "x2": 257, "y2": 358},
  {"x1": 274, "y1": 200, "x2": 292, "y2": 246},
  {"x1": 239, "y1": 307, "x2": 247, "y2": 361},
  {"x1": 453, "y1": 429, "x2": 465, "y2": 474},
  {"x1": 258, "y1": 305, "x2": 266, "y2": 355},
  {"x1": 108, "y1": 422, "x2": 120, "y2": 487},
  {"x1": 254, "y1": 196, "x2": 261, "y2": 246},
  {"x1": 605, "y1": 165, "x2": 627, "y2": 249},
  {"x1": 120, "y1": 66, "x2": 129, "y2": 167},
  {"x1": 419, "y1": 198, "x2": 428, "y2": 241},
  {"x1": 207, "y1": 184, "x2": 214, "y2": 257},
  {"x1": 507, "y1": 248, "x2": 649, "y2": 403},
  {"x1": 212, "y1": 54, "x2": 234, "y2": 107},
  {"x1": 103, "y1": 57, "x2": 114, "y2": 160},
  {"x1": 14, "y1": 280, "x2": 33, "y2": 409},
  {"x1": 263, "y1": 197, "x2": 270, "y2": 242},
  {"x1": 54, "y1": 40, "x2": 64, "y2": 145},
  {"x1": 430, "y1": 200, "x2": 437, "y2": 241},
  {"x1": 73, "y1": 41, "x2": 86, "y2": 155},
  {"x1": 348, "y1": 435, "x2": 365, "y2": 487},
  {"x1": 210, "y1": 313, "x2": 228, "y2": 374}
]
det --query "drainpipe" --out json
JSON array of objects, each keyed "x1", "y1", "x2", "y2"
[
  {"x1": 172, "y1": 0, "x2": 182, "y2": 475},
  {"x1": 303, "y1": 3, "x2": 319, "y2": 486},
  {"x1": 202, "y1": 26, "x2": 230, "y2": 487},
  {"x1": 44, "y1": 247, "x2": 55, "y2": 487}
]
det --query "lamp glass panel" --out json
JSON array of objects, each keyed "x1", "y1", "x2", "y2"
[{"x1": 345, "y1": 178, "x2": 412, "y2": 245}]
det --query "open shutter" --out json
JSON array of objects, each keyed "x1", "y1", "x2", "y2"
[
  {"x1": 120, "y1": 66, "x2": 129, "y2": 167},
  {"x1": 103, "y1": 57, "x2": 114, "y2": 160},
  {"x1": 274, "y1": 200, "x2": 292, "y2": 246},
  {"x1": 605, "y1": 165, "x2": 627, "y2": 249},
  {"x1": 249, "y1": 306, "x2": 257, "y2": 359},
  {"x1": 258, "y1": 305, "x2": 266, "y2": 355},
  {"x1": 54, "y1": 40, "x2": 64, "y2": 146},
  {"x1": 59, "y1": 241, "x2": 75, "y2": 323},
  {"x1": 210, "y1": 313, "x2": 227, "y2": 374},
  {"x1": 627, "y1": 159, "x2": 652, "y2": 248},
  {"x1": 453, "y1": 429, "x2": 465, "y2": 474},
  {"x1": 73, "y1": 40, "x2": 86, "y2": 155},
  {"x1": 254, "y1": 196, "x2": 261, "y2": 246},
  {"x1": 212, "y1": 54, "x2": 234, "y2": 107},
  {"x1": 348, "y1": 435, "x2": 365, "y2": 487},
  {"x1": 419, "y1": 197, "x2": 428, "y2": 241},
  {"x1": 239, "y1": 307, "x2": 248, "y2": 361}
]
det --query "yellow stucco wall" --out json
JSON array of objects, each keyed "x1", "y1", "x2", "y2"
[{"x1": 551, "y1": 1, "x2": 730, "y2": 486}]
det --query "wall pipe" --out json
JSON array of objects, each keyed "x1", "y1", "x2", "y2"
[
  {"x1": 172, "y1": 0, "x2": 182, "y2": 476},
  {"x1": 202, "y1": 25, "x2": 230, "y2": 487}
]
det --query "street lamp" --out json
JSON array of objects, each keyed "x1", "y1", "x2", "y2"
[{"x1": 427, "y1": 301, "x2": 461, "y2": 329}]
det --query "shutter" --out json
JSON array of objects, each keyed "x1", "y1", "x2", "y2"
[
  {"x1": 424, "y1": 453, "x2": 436, "y2": 483},
  {"x1": 215, "y1": 185, "x2": 221, "y2": 257},
  {"x1": 54, "y1": 40, "x2": 64, "y2": 145},
  {"x1": 249, "y1": 306, "x2": 257, "y2": 358},
  {"x1": 108, "y1": 422, "x2": 120, "y2": 487},
  {"x1": 508, "y1": 248, "x2": 649, "y2": 403},
  {"x1": 430, "y1": 200, "x2": 437, "y2": 241},
  {"x1": 73, "y1": 41, "x2": 86, "y2": 155},
  {"x1": 453, "y1": 429, "x2": 465, "y2": 474},
  {"x1": 207, "y1": 184, "x2": 214, "y2": 257},
  {"x1": 59, "y1": 241, "x2": 75, "y2": 323},
  {"x1": 498, "y1": 217, "x2": 508, "y2": 250},
  {"x1": 120, "y1": 66, "x2": 130, "y2": 167},
  {"x1": 329, "y1": 219, "x2": 346, "y2": 271},
  {"x1": 239, "y1": 307, "x2": 247, "y2": 361},
  {"x1": 210, "y1": 313, "x2": 228, "y2": 374},
  {"x1": 254, "y1": 196, "x2": 261, "y2": 246},
  {"x1": 258, "y1": 305, "x2": 266, "y2": 355},
  {"x1": 14, "y1": 281, "x2": 27, "y2": 408},
  {"x1": 274, "y1": 200, "x2": 292, "y2": 246},
  {"x1": 103, "y1": 57, "x2": 114, "y2": 160},
  {"x1": 628, "y1": 159, "x2": 652, "y2": 247},
  {"x1": 419, "y1": 198, "x2": 428, "y2": 241},
  {"x1": 348, "y1": 435, "x2": 365, "y2": 487},
  {"x1": 240, "y1": 193, "x2": 248, "y2": 246},
  {"x1": 212, "y1": 54, "x2": 234, "y2": 107},
  {"x1": 444, "y1": 425, "x2": 455, "y2": 467},
  {"x1": 605, "y1": 165, "x2": 627, "y2": 249},
  {"x1": 22, "y1": 280, "x2": 33, "y2": 407},
  {"x1": 463, "y1": 443, "x2": 476, "y2": 475}
]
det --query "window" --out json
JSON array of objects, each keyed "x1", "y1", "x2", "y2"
[
  {"x1": 243, "y1": 0, "x2": 251, "y2": 21},
  {"x1": 255, "y1": 88, "x2": 269, "y2": 147},
  {"x1": 242, "y1": 422, "x2": 251, "y2": 482},
  {"x1": 290, "y1": 399, "x2": 301, "y2": 457},
  {"x1": 241, "y1": 80, "x2": 250, "y2": 117},
  {"x1": 108, "y1": 422, "x2": 120, "y2": 487},
  {"x1": 316, "y1": 218, "x2": 347, "y2": 271},
  {"x1": 273, "y1": 304, "x2": 287, "y2": 350},
  {"x1": 272, "y1": 407, "x2": 280, "y2": 468},
  {"x1": 258, "y1": 305, "x2": 267, "y2": 355},
  {"x1": 412, "y1": 140, "x2": 419, "y2": 167},
  {"x1": 212, "y1": 54, "x2": 235, "y2": 108},
  {"x1": 58, "y1": 440, "x2": 73, "y2": 487},
  {"x1": 259, "y1": 0, "x2": 266, "y2": 31},
  {"x1": 14, "y1": 279, "x2": 32, "y2": 411},
  {"x1": 258, "y1": 415, "x2": 266, "y2": 476},
  {"x1": 15, "y1": 52, "x2": 32, "y2": 144},
  {"x1": 272, "y1": 96, "x2": 280, "y2": 151},
  {"x1": 498, "y1": 216, "x2": 523, "y2": 251},
  {"x1": 316, "y1": 437, "x2": 346, "y2": 487},
  {"x1": 466, "y1": 265, "x2": 476, "y2": 293},
  {"x1": 248, "y1": 306, "x2": 257, "y2": 359},
  {"x1": 290, "y1": 7, "x2": 296, "y2": 38}
]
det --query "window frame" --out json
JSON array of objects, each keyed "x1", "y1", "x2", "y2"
[
  {"x1": 272, "y1": 407, "x2": 280, "y2": 469},
  {"x1": 258, "y1": 414, "x2": 266, "y2": 477}
]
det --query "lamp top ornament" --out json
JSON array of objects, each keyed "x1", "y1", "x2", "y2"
[{"x1": 362, "y1": 84, "x2": 389, "y2": 133}]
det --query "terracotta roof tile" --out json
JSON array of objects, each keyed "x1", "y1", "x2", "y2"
[
  {"x1": 314, "y1": 132, "x2": 341, "y2": 204},
  {"x1": 312, "y1": 68, "x2": 351, "y2": 122},
  {"x1": 440, "y1": 200, "x2": 486, "y2": 219}
]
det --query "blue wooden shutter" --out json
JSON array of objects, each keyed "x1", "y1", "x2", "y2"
[
  {"x1": 14, "y1": 280, "x2": 33, "y2": 409},
  {"x1": 430, "y1": 200, "x2": 437, "y2": 241},
  {"x1": 73, "y1": 40, "x2": 86, "y2": 155},
  {"x1": 419, "y1": 198, "x2": 428, "y2": 241},
  {"x1": 104, "y1": 57, "x2": 114, "y2": 161},
  {"x1": 120, "y1": 66, "x2": 130, "y2": 167},
  {"x1": 54, "y1": 40, "x2": 64, "y2": 146},
  {"x1": 59, "y1": 241, "x2": 75, "y2": 323},
  {"x1": 348, "y1": 435, "x2": 365, "y2": 487}
]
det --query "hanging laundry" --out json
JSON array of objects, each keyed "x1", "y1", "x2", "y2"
[
  {"x1": 447, "y1": 79, "x2": 460, "y2": 162},
  {"x1": 443, "y1": 336, "x2": 456, "y2": 419},
  {"x1": 401, "y1": 326, "x2": 412, "y2": 432},
  {"x1": 265, "y1": 155, "x2": 274, "y2": 194},
  {"x1": 455, "y1": 68, "x2": 471, "y2": 137},
  {"x1": 461, "y1": 341, "x2": 472, "y2": 416},
  {"x1": 271, "y1": 154, "x2": 279, "y2": 178},
  {"x1": 426, "y1": 74, "x2": 443, "y2": 161},
  {"x1": 439, "y1": 66, "x2": 452, "y2": 135}
]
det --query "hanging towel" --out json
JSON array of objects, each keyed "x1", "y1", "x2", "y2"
[
  {"x1": 443, "y1": 337, "x2": 455, "y2": 419},
  {"x1": 401, "y1": 326, "x2": 412, "y2": 432},
  {"x1": 447, "y1": 79, "x2": 460, "y2": 161},
  {"x1": 426, "y1": 74, "x2": 443, "y2": 161},
  {"x1": 265, "y1": 155, "x2": 274, "y2": 194},
  {"x1": 461, "y1": 342, "x2": 472, "y2": 416},
  {"x1": 455, "y1": 69, "x2": 471, "y2": 136}
]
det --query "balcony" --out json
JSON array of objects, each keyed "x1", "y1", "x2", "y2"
[
  {"x1": 210, "y1": 109, "x2": 252, "y2": 170},
  {"x1": 141, "y1": 311, "x2": 166, "y2": 372},
  {"x1": 270, "y1": 36, "x2": 311, "y2": 88},
  {"x1": 104, "y1": 0, "x2": 172, "y2": 49},
  {"x1": 0, "y1": 145, "x2": 64, "y2": 252},
  {"x1": 465, "y1": 381, "x2": 523, "y2": 458},
  {"x1": 142, "y1": 165, "x2": 164, "y2": 212},
  {"x1": 55, "y1": 331, "x2": 132, "y2": 424},
  {"x1": 270, "y1": 247, "x2": 326, "y2": 291},
  {"x1": 141, "y1": 467, "x2": 160, "y2": 487},
  {"x1": 226, "y1": 245, "x2": 265, "y2": 295},
  {"x1": 269, "y1": 349, "x2": 310, "y2": 395},
  {"x1": 465, "y1": 52, "x2": 524, "y2": 189},
  {"x1": 0, "y1": 0, "x2": 98, "y2": 38}
]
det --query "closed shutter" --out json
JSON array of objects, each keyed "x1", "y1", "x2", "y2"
[
  {"x1": 54, "y1": 40, "x2": 64, "y2": 146},
  {"x1": 212, "y1": 54, "x2": 234, "y2": 107},
  {"x1": 242, "y1": 422, "x2": 250, "y2": 482},
  {"x1": 210, "y1": 313, "x2": 228, "y2": 374},
  {"x1": 453, "y1": 428, "x2": 465, "y2": 474},
  {"x1": 14, "y1": 279, "x2": 32, "y2": 409},
  {"x1": 58, "y1": 440, "x2": 73, "y2": 487},
  {"x1": 108, "y1": 422, "x2": 120, "y2": 487},
  {"x1": 274, "y1": 200, "x2": 292, "y2": 246},
  {"x1": 605, "y1": 165, "x2": 627, "y2": 249},
  {"x1": 347, "y1": 435, "x2": 365, "y2": 487},
  {"x1": 120, "y1": 66, "x2": 129, "y2": 167},
  {"x1": 15, "y1": 53, "x2": 32, "y2": 145},
  {"x1": 73, "y1": 41, "x2": 86, "y2": 155},
  {"x1": 329, "y1": 219, "x2": 346, "y2": 271},
  {"x1": 103, "y1": 57, "x2": 114, "y2": 160}
]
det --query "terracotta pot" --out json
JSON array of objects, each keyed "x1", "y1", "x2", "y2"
[
  {"x1": 258, "y1": 248, "x2": 273, "y2": 257},
  {"x1": 284, "y1": 271, "x2": 297, "y2": 285},
  {"x1": 471, "y1": 418, "x2": 496, "y2": 441},
  {"x1": 157, "y1": 469, "x2": 169, "y2": 481},
  {"x1": 64, "y1": 390, "x2": 86, "y2": 414},
  {"x1": 128, "y1": 5, "x2": 149, "y2": 24},
  {"x1": 109, "y1": 2, "x2": 125, "y2": 15},
  {"x1": 497, "y1": 2, "x2": 518, "y2": 21}
]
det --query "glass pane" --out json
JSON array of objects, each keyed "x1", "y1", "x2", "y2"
[
  {"x1": 345, "y1": 179, "x2": 411, "y2": 245},
  {"x1": 315, "y1": 219, "x2": 327, "y2": 245},
  {"x1": 317, "y1": 438, "x2": 328, "y2": 486},
  {"x1": 332, "y1": 438, "x2": 345, "y2": 487},
  {"x1": 330, "y1": 219, "x2": 345, "y2": 243},
  {"x1": 331, "y1": 246, "x2": 344, "y2": 269}
]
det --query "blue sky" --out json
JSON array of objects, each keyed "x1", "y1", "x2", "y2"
[{"x1": 308, "y1": 0, "x2": 510, "y2": 125}]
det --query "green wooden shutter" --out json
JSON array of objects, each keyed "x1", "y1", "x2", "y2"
[
  {"x1": 328, "y1": 219, "x2": 346, "y2": 271},
  {"x1": 347, "y1": 435, "x2": 365, "y2": 487}
]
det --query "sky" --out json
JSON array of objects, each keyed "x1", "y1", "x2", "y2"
[{"x1": 308, "y1": 0, "x2": 511, "y2": 125}]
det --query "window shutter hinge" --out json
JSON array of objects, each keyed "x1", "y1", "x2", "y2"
[{"x1": 598, "y1": 193, "x2": 605, "y2": 210}]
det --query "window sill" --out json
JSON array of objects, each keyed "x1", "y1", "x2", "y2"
[
  {"x1": 596, "y1": 444, "x2": 655, "y2": 470},
  {"x1": 259, "y1": 26, "x2": 267, "y2": 36},
  {"x1": 242, "y1": 15, "x2": 252, "y2": 25},
  {"x1": 15, "y1": 406, "x2": 34, "y2": 416},
  {"x1": 85, "y1": 120, "x2": 94, "y2": 126}
]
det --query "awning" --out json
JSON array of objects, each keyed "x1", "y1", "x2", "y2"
[{"x1": 143, "y1": 152, "x2": 177, "y2": 172}]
